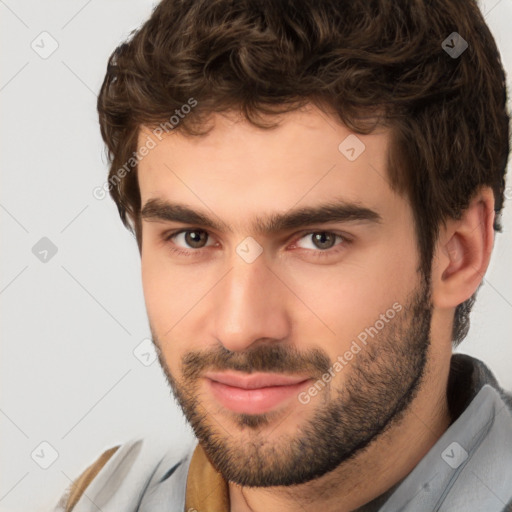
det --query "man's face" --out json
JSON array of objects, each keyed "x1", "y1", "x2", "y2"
[{"x1": 138, "y1": 105, "x2": 433, "y2": 486}]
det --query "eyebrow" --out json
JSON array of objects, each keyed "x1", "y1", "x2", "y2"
[{"x1": 141, "y1": 197, "x2": 382, "y2": 235}]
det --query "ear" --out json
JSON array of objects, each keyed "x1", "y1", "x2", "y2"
[{"x1": 431, "y1": 187, "x2": 495, "y2": 309}]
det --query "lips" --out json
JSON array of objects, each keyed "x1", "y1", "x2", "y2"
[
  {"x1": 204, "y1": 371, "x2": 312, "y2": 414},
  {"x1": 204, "y1": 371, "x2": 310, "y2": 389}
]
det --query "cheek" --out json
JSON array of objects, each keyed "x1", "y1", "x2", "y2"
[
  {"x1": 141, "y1": 247, "x2": 182, "y2": 337},
  {"x1": 141, "y1": 248, "x2": 214, "y2": 358},
  {"x1": 283, "y1": 244, "x2": 416, "y2": 351},
  {"x1": 141, "y1": 255, "x2": 187, "y2": 376}
]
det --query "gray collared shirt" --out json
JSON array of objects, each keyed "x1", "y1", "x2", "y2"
[{"x1": 354, "y1": 353, "x2": 512, "y2": 511}]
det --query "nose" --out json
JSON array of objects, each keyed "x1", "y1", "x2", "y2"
[{"x1": 211, "y1": 250, "x2": 291, "y2": 352}]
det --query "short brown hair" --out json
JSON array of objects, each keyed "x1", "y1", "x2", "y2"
[{"x1": 97, "y1": 0, "x2": 510, "y2": 347}]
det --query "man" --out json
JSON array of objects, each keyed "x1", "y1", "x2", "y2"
[{"x1": 53, "y1": 0, "x2": 512, "y2": 510}]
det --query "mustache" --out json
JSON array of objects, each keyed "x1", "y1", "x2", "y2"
[{"x1": 180, "y1": 343, "x2": 332, "y2": 382}]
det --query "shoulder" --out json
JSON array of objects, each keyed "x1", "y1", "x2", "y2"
[{"x1": 53, "y1": 436, "x2": 196, "y2": 512}]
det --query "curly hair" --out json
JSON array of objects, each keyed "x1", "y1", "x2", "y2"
[{"x1": 97, "y1": 0, "x2": 510, "y2": 348}]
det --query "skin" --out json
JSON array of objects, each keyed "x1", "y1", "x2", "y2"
[{"x1": 137, "y1": 104, "x2": 495, "y2": 512}]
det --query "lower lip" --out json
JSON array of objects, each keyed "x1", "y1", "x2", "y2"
[{"x1": 206, "y1": 378, "x2": 311, "y2": 415}]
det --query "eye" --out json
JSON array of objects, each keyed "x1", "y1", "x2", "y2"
[
  {"x1": 164, "y1": 228, "x2": 216, "y2": 253},
  {"x1": 292, "y1": 231, "x2": 350, "y2": 256}
]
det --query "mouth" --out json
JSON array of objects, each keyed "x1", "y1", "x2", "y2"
[{"x1": 204, "y1": 371, "x2": 312, "y2": 415}]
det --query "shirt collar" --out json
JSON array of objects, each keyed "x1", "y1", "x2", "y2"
[{"x1": 185, "y1": 438, "x2": 230, "y2": 512}]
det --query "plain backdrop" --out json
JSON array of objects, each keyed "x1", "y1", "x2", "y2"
[{"x1": 1, "y1": 1, "x2": 511, "y2": 511}]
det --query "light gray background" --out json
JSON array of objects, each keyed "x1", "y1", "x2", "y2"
[{"x1": 1, "y1": 1, "x2": 511, "y2": 511}]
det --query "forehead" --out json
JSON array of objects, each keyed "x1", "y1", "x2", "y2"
[{"x1": 136, "y1": 105, "x2": 400, "y2": 226}]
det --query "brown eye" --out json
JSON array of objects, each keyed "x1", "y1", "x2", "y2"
[
  {"x1": 164, "y1": 229, "x2": 214, "y2": 251},
  {"x1": 291, "y1": 231, "x2": 352, "y2": 260},
  {"x1": 183, "y1": 230, "x2": 209, "y2": 248},
  {"x1": 295, "y1": 231, "x2": 343, "y2": 251},
  {"x1": 311, "y1": 232, "x2": 337, "y2": 250}
]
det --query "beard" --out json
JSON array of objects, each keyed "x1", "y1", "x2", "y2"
[{"x1": 150, "y1": 272, "x2": 433, "y2": 487}]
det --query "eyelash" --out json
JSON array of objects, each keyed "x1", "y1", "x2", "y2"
[{"x1": 162, "y1": 229, "x2": 352, "y2": 258}]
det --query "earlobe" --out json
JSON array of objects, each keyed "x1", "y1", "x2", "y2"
[{"x1": 432, "y1": 187, "x2": 495, "y2": 309}]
